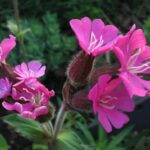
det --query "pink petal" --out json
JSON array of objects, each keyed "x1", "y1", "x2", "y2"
[
  {"x1": 0, "y1": 35, "x2": 16, "y2": 61},
  {"x1": 102, "y1": 25, "x2": 119, "y2": 44},
  {"x1": 129, "y1": 29, "x2": 146, "y2": 54},
  {"x1": 91, "y1": 19, "x2": 104, "y2": 39},
  {"x1": 88, "y1": 74, "x2": 111, "y2": 102},
  {"x1": 92, "y1": 40, "x2": 114, "y2": 56},
  {"x1": 70, "y1": 17, "x2": 91, "y2": 51},
  {"x1": 119, "y1": 72, "x2": 147, "y2": 97},
  {"x1": 28, "y1": 61, "x2": 46, "y2": 78},
  {"x1": 104, "y1": 77, "x2": 121, "y2": 94},
  {"x1": 21, "y1": 111, "x2": 36, "y2": 119},
  {"x1": 0, "y1": 78, "x2": 11, "y2": 98},
  {"x1": 2, "y1": 101, "x2": 23, "y2": 113},
  {"x1": 105, "y1": 109, "x2": 129, "y2": 129},
  {"x1": 14, "y1": 61, "x2": 46, "y2": 80},
  {"x1": 114, "y1": 87, "x2": 135, "y2": 112},
  {"x1": 98, "y1": 108, "x2": 112, "y2": 133},
  {"x1": 34, "y1": 106, "x2": 48, "y2": 117}
]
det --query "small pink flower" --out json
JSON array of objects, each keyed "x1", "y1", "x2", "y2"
[
  {"x1": 70, "y1": 17, "x2": 119, "y2": 56},
  {"x1": 0, "y1": 78, "x2": 12, "y2": 99},
  {"x1": 2, "y1": 79, "x2": 54, "y2": 119},
  {"x1": 88, "y1": 74, "x2": 134, "y2": 132},
  {"x1": 114, "y1": 25, "x2": 150, "y2": 97},
  {"x1": 0, "y1": 35, "x2": 16, "y2": 62},
  {"x1": 14, "y1": 61, "x2": 46, "y2": 80}
]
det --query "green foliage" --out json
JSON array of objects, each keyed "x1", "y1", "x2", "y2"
[
  {"x1": 121, "y1": 129, "x2": 150, "y2": 150},
  {"x1": 3, "y1": 114, "x2": 51, "y2": 143},
  {"x1": 32, "y1": 143, "x2": 48, "y2": 150},
  {"x1": 51, "y1": 130, "x2": 88, "y2": 150},
  {"x1": 144, "y1": 17, "x2": 150, "y2": 43},
  {"x1": 105, "y1": 126, "x2": 133, "y2": 150},
  {"x1": 76, "y1": 122, "x2": 95, "y2": 146},
  {"x1": 6, "y1": 12, "x2": 76, "y2": 71},
  {"x1": 0, "y1": 134, "x2": 8, "y2": 150},
  {"x1": 96, "y1": 126, "x2": 133, "y2": 150}
]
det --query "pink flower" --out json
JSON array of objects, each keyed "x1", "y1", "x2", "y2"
[
  {"x1": 114, "y1": 25, "x2": 150, "y2": 97},
  {"x1": 0, "y1": 78, "x2": 12, "y2": 99},
  {"x1": 88, "y1": 74, "x2": 134, "y2": 132},
  {"x1": 14, "y1": 61, "x2": 46, "y2": 80},
  {"x1": 0, "y1": 35, "x2": 16, "y2": 62},
  {"x1": 2, "y1": 79, "x2": 55, "y2": 119},
  {"x1": 70, "y1": 17, "x2": 119, "y2": 56}
]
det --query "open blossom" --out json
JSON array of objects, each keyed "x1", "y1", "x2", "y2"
[
  {"x1": 0, "y1": 35, "x2": 16, "y2": 62},
  {"x1": 88, "y1": 74, "x2": 134, "y2": 132},
  {"x1": 70, "y1": 17, "x2": 119, "y2": 56},
  {"x1": 14, "y1": 61, "x2": 46, "y2": 80},
  {"x1": 114, "y1": 25, "x2": 150, "y2": 97},
  {"x1": 0, "y1": 78, "x2": 12, "y2": 99},
  {"x1": 2, "y1": 79, "x2": 55, "y2": 119}
]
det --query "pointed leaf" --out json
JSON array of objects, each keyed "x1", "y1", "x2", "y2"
[
  {"x1": 51, "y1": 130, "x2": 87, "y2": 150},
  {"x1": 3, "y1": 114, "x2": 50, "y2": 142}
]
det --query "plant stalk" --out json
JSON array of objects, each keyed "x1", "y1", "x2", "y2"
[
  {"x1": 12, "y1": 0, "x2": 26, "y2": 61},
  {"x1": 53, "y1": 102, "x2": 66, "y2": 138}
]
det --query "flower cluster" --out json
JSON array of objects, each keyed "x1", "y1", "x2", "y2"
[
  {"x1": 0, "y1": 17, "x2": 149, "y2": 133},
  {"x1": 0, "y1": 36, "x2": 54, "y2": 119},
  {"x1": 70, "y1": 17, "x2": 150, "y2": 132}
]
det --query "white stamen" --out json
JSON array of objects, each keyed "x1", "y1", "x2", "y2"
[
  {"x1": 128, "y1": 61, "x2": 150, "y2": 73},
  {"x1": 127, "y1": 48, "x2": 144, "y2": 66},
  {"x1": 127, "y1": 48, "x2": 150, "y2": 74},
  {"x1": 88, "y1": 32, "x2": 104, "y2": 54},
  {"x1": 99, "y1": 96, "x2": 117, "y2": 110}
]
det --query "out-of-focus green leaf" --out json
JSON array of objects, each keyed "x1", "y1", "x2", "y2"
[
  {"x1": 3, "y1": 114, "x2": 51, "y2": 142},
  {"x1": 32, "y1": 143, "x2": 48, "y2": 150},
  {"x1": 96, "y1": 125, "x2": 107, "y2": 150},
  {"x1": 76, "y1": 122, "x2": 95, "y2": 145},
  {"x1": 51, "y1": 130, "x2": 88, "y2": 150},
  {"x1": 6, "y1": 20, "x2": 18, "y2": 35},
  {"x1": 106, "y1": 126, "x2": 133, "y2": 150},
  {"x1": 0, "y1": 134, "x2": 8, "y2": 150}
]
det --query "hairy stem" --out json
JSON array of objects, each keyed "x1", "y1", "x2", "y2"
[{"x1": 53, "y1": 102, "x2": 66, "y2": 138}]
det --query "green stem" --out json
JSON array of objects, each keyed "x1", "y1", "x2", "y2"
[
  {"x1": 53, "y1": 102, "x2": 66, "y2": 138},
  {"x1": 12, "y1": 0, "x2": 26, "y2": 61}
]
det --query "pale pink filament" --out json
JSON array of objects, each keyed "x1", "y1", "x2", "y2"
[
  {"x1": 88, "y1": 32, "x2": 104, "y2": 54},
  {"x1": 127, "y1": 48, "x2": 150, "y2": 74},
  {"x1": 99, "y1": 96, "x2": 117, "y2": 109}
]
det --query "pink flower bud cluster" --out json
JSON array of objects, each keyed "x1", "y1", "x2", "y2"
[
  {"x1": 70, "y1": 17, "x2": 150, "y2": 132},
  {"x1": 0, "y1": 35, "x2": 54, "y2": 119}
]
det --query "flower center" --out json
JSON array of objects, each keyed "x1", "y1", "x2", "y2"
[
  {"x1": 32, "y1": 91, "x2": 44, "y2": 105},
  {"x1": 98, "y1": 96, "x2": 117, "y2": 110},
  {"x1": 88, "y1": 32, "x2": 104, "y2": 54},
  {"x1": 127, "y1": 48, "x2": 150, "y2": 74}
]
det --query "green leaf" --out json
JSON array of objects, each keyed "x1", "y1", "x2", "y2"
[
  {"x1": 0, "y1": 134, "x2": 8, "y2": 150},
  {"x1": 32, "y1": 143, "x2": 48, "y2": 150},
  {"x1": 106, "y1": 126, "x2": 133, "y2": 150},
  {"x1": 3, "y1": 114, "x2": 50, "y2": 142},
  {"x1": 76, "y1": 122, "x2": 95, "y2": 145},
  {"x1": 51, "y1": 130, "x2": 86, "y2": 150},
  {"x1": 96, "y1": 125, "x2": 108, "y2": 149}
]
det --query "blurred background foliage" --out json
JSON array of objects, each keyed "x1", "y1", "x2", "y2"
[{"x1": 0, "y1": 0, "x2": 150, "y2": 149}]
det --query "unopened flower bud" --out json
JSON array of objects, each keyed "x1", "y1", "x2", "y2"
[
  {"x1": 71, "y1": 90, "x2": 92, "y2": 111},
  {"x1": 67, "y1": 51, "x2": 94, "y2": 87}
]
